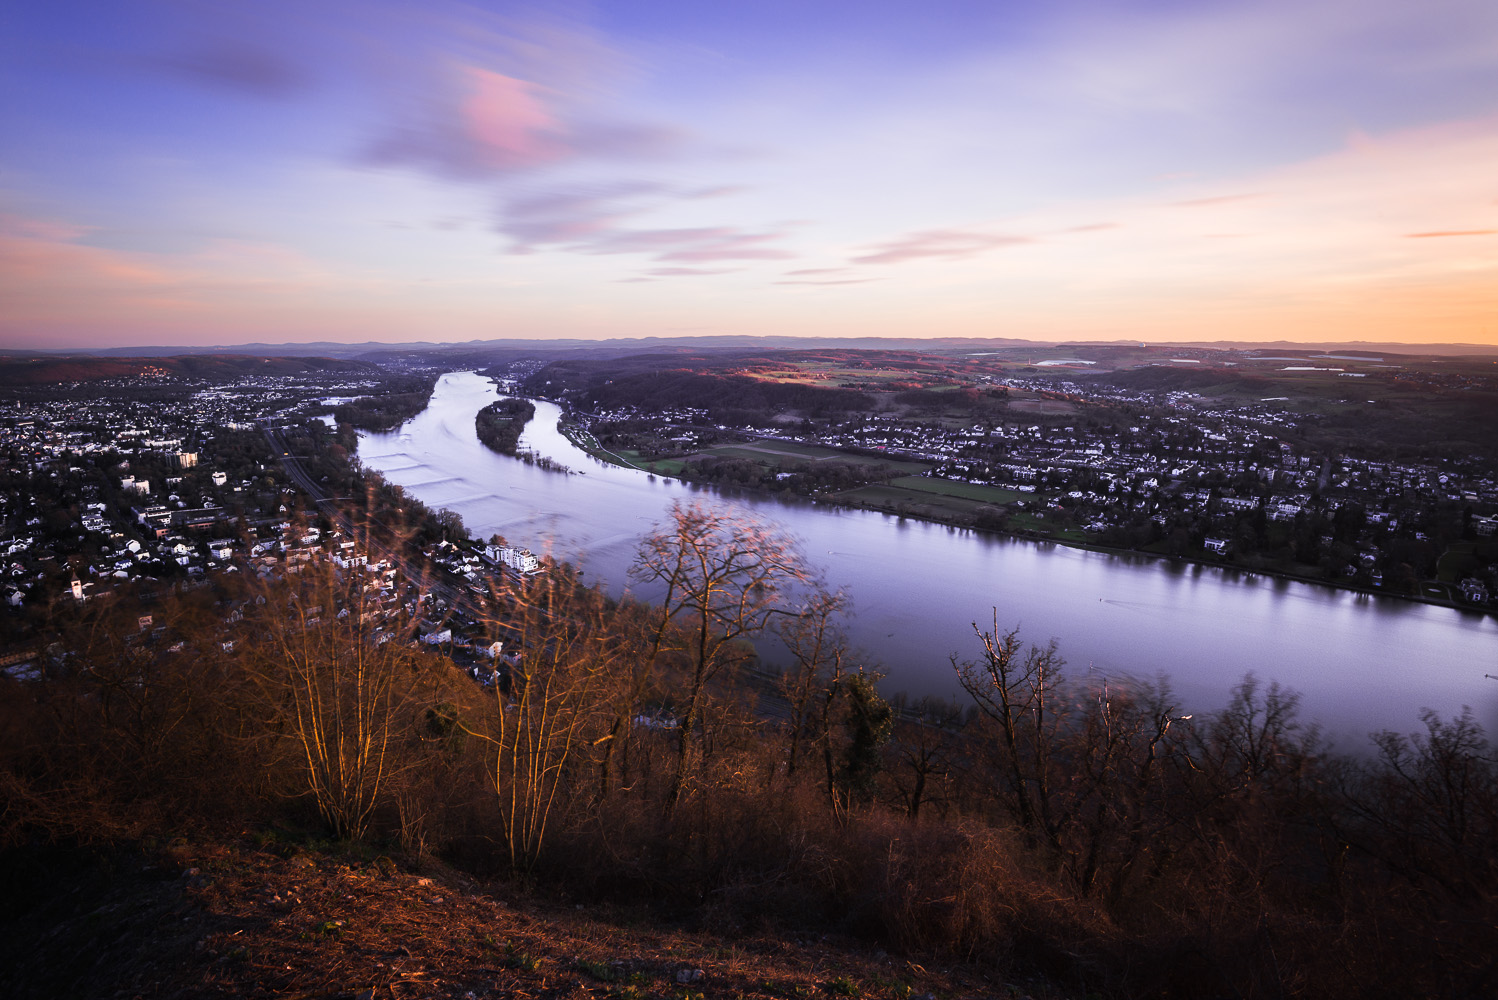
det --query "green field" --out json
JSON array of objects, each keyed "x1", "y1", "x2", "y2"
[
  {"x1": 1436, "y1": 542, "x2": 1478, "y2": 583},
  {"x1": 624, "y1": 452, "x2": 687, "y2": 475},
  {"x1": 886, "y1": 475, "x2": 1030, "y2": 505},
  {"x1": 833, "y1": 473, "x2": 1058, "y2": 530},
  {"x1": 833, "y1": 484, "x2": 999, "y2": 521},
  {"x1": 700, "y1": 439, "x2": 931, "y2": 474}
]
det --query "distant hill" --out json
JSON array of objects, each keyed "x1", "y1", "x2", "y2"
[
  {"x1": 21, "y1": 335, "x2": 1498, "y2": 362},
  {"x1": 0, "y1": 354, "x2": 379, "y2": 386}
]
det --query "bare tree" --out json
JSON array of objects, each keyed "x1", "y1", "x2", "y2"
[
  {"x1": 631, "y1": 501, "x2": 814, "y2": 814},
  {"x1": 475, "y1": 566, "x2": 616, "y2": 869},
  {"x1": 774, "y1": 588, "x2": 849, "y2": 781},
  {"x1": 1341, "y1": 708, "x2": 1496, "y2": 898},
  {"x1": 244, "y1": 563, "x2": 436, "y2": 841},
  {"x1": 594, "y1": 595, "x2": 680, "y2": 800},
  {"x1": 1065, "y1": 676, "x2": 1193, "y2": 900},
  {"x1": 954, "y1": 619, "x2": 1197, "y2": 893},
  {"x1": 888, "y1": 696, "x2": 966, "y2": 821},
  {"x1": 953, "y1": 612, "x2": 1067, "y2": 850}
]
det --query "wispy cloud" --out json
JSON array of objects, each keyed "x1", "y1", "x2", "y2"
[
  {"x1": 1406, "y1": 229, "x2": 1497, "y2": 237},
  {"x1": 155, "y1": 40, "x2": 312, "y2": 99},
  {"x1": 499, "y1": 182, "x2": 667, "y2": 249},
  {"x1": 851, "y1": 229, "x2": 1033, "y2": 265},
  {"x1": 647, "y1": 266, "x2": 735, "y2": 277},
  {"x1": 1171, "y1": 194, "x2": 1263, "y2": 209},
  {"x1": 774, "y1": 278, "x2": 874, "y2": 286},
  {"x1": 494, "y1": 183, "x2": 792, "y2": 262},
  {"x1": 588, "y1": 227, "x2": 795, "y2": 262}
]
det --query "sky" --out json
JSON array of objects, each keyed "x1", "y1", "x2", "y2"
[{"x1": 1, "y1": 0, "x2": 1495, "y2": 349}]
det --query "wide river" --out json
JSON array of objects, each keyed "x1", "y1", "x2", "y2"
[{"x1": 359, "y1": 371, "x2": 1498, "y2": 746}]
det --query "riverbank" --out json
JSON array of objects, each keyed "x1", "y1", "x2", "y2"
[
  {"x1": 546, "y1": 403, "x2": 1494, "y2": 620},
  {"x1": 359, "y1": 371, "x2": 1497, "y2": 740}
]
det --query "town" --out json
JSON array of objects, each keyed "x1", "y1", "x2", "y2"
[
  {"x1": 2, "y1": 343, "x2": 1495, "y2": 650},
  {"x1": 512, "y1": 345, "x2": 1498, "y2": 609}
]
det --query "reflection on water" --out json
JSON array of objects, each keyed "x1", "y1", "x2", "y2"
[{"x1": 359, "y1": 372, "x2": 1498, "y2": 746}]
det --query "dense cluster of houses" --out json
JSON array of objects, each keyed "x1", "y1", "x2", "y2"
[
  {"x1": 570, "y1": 368, "x2": 1497, "y2": 605},
  {"x1": 0, "y1": 373, "x2": 384, "y2": 607}
]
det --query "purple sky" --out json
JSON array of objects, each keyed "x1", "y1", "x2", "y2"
[{"x1": 2, "y1": 0, "x2": 1495, "y2": 348}]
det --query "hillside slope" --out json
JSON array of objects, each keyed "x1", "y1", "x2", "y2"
[{"x1": 2, "y1": 837, "x2": 1052, "y2": 1000}]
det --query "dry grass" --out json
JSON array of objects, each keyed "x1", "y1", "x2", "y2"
[{"x1": 0, "y1": 836, "x2": 1061, "y2": 1000}]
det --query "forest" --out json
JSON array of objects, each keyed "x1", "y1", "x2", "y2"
[
  {"x1": 332, "y1": 374, "x2": 440, "y2": 433},
  {"x1": 519, "y1": 361, "x2": 875, "y2": 421},
  {"x1": 475, "y1": 397, "x2": 537, "y2": 456}
]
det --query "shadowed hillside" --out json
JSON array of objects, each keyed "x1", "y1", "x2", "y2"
[{"x1": 0, "y1": 354, "x2": 378, "y2": 386}]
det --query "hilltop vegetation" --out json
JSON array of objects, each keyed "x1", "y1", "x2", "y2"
[{"x1": 2, "y1": 501, "x2": 1494, "y2": 999}]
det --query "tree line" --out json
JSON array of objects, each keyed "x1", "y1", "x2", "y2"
[{"x1": 332, "y1": 375, "x2": 440, "y2": 433}]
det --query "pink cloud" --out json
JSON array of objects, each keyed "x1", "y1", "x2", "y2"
[
  {"x1": 363, "y1": 65, "x2": 572, "y2": 178},
  {"x1": 0, "y1": 213, "x2": 356, "y2": 346},
  {"x1": 646, "y1": 267, "x2": 736, "y2": 277},
  {"x1": 1, "y1": 221, "x2": 174, "y2": 290},
  {"x1": 851, "y1": 229, "x2": 1033, "y2": 265},
  {"x1": 462, "y1": 69, "x2": 567, "y2": 169},
  {"x1": 362, "y1": 57, "x2": 681, "y2": 181},
  {"x1": 2, "y1": 215, "x2": 95, "y2": 242}
]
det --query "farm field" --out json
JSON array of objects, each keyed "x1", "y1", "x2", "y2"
[
  {"x1": 886, "y1": 475, "x2": 1031, "y2": 505},
  {"x1": 696, "y1": 440, "x2": 932, "y2": 475},
  {"x1": 833, "y1": 483, "x2": 997, "y2": 520}
]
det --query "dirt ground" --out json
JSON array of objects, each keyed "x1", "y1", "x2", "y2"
[{"x1": 1, "y1": 837, "x2": 1058, "y2": 1000}]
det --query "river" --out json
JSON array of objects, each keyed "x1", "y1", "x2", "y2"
[{"x1": 358, "y1": 371, "x2": 1498, "y2": 746}]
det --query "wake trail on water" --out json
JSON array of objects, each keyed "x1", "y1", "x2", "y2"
[
  {"x1": 404, "y1": 476, "x2": 464, "y2": 490},
  {"x1": 585, "y1": 532, "x2": 637, "y2": 551},
  {"x1": 454, "y1": 491, "x2": 538, "y2": 508},
  {"x1": 1098, "y1": 598, "x2": 1172, "y2": 618}
]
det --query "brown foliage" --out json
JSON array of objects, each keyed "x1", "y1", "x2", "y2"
[{"x1": 2, "y1": 548, "x2": 1495, "y2": 999}]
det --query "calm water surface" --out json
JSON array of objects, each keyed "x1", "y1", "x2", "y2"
[{"x1": 359, "y1": 372, "x2": 1498, "y2": 745}]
